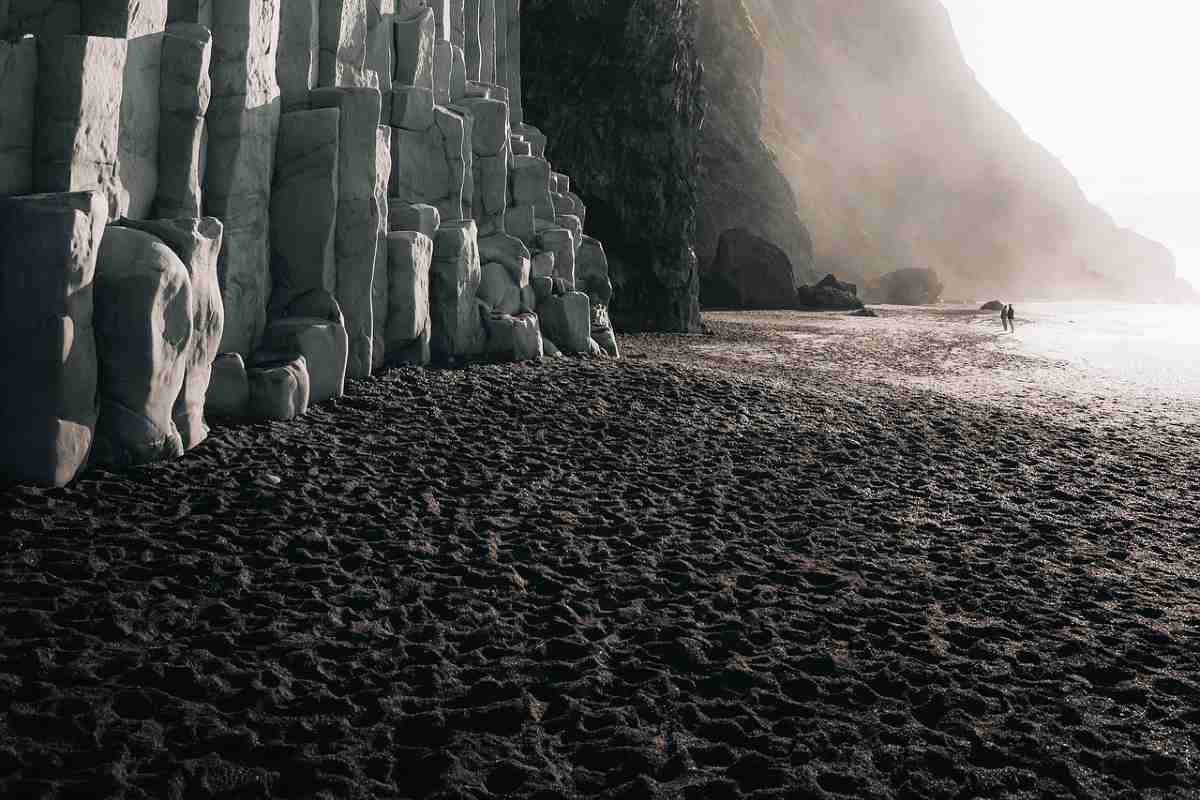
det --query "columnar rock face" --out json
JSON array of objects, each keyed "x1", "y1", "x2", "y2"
[
  {"x1": 385, "y1": 230, "x2": 433, "y2": 364},
  {"x1": 311, "y1": 86, "x2": 384, "y2": 378},
  {"x1": 320, "y1": 0, "x2": 368, "y2": 87},
  {"x1": 0, "y1": 191, "x2": 105, "y2": 486},
  {"x1": 271, "y1": 107, "x2": 340, "y2": 297},
  {"x1": 205, "y1": 0, "x2": 281, "y2": 356},
  {"x1": 277, "y1": 0, "x2": 319, "y2": 111},
  {"x1": 430, "y1": 219, "x2": 481, "y2": 361},
  {"x1": 0, "y1": 38, "x2": 37, "y2": 196},
  {"x1": 155, "y1": 22, "x2": 211, "y2": 219},
  {"x1": 2, "y1": 0, "x2": 623, "y2": 484},
  {"x1": 35, "y1": 35, "x2": 127, "y2": 219},
  {"x1": 92, "y1": 225, "x2": 193, "y2": 467},
  {"x1": 86, "y1": 2, "x2": 168, "y2": 219}
]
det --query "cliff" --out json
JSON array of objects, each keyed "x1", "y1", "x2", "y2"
[
  {"x1": 694, "y1": 0, "x2": 813, "y2": 294},
  {"x1": 731, "y1": 0, "x2": 1179, "y2": 302},
  {"x1": 521, "y1": 0, "x2": 705, "y2": 332}
]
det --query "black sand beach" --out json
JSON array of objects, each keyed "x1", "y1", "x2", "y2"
[{"x1": 2, "y1": 309, "x2": 1198, "y2": 799}]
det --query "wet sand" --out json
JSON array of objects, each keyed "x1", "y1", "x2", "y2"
[{"x1": 2, "y1": 308, "x2": 1198, "y2": 798}]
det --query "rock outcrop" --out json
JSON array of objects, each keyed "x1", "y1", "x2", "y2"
[
  {"x1": 522, "y1": 0, "x2": 704, "y2": 332},
  {"x1": 1, "y1": 1, "x2": 621, "y2": 484},
  {"x1": 796, "y1": 274, "x2": 865, "y2": 311},
  {"x1": 700, "y1": 227, "x2": 795, "y2": 310},
  {"x1": 867, "y1": 268, "x2": 944, "y2": 306},
  {"x1": 695, "y1": 0, "x2": 814, "y2": 292}
]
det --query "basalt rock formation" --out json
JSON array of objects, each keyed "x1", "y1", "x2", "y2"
[
  {"x1": 739, "y1": 0, "x2": 1181, "y2": 302},
  {"x1": 0, "y1": 0, "x2": 620, "y2": 486},
  {"x1": 521, "y1": 0, "x2": 705, "y2": 332}
]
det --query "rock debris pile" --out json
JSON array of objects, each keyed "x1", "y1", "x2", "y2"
[{"x1": 0, "y1": 0, "x2": 619, "y2": 487}]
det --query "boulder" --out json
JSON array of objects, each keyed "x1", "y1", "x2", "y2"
[
  {"x1": 980, "y1": 300, "x2": 1005, "y2": 311},
  {"x1": 430, "y1": 219, "x2": 482, "y2": 361},
  {"x1": 385, "y1": 230, "x2": 433, "y2": 364},
  {"x1": 320, "y1": 0, "x2": 368, "y2": 87},
  {"x1": 590, "y1": 303, "x2": 620, "y2": 359},
  {"x1": 538, "y1": 291, "x2": 590, "y2": 354},
  {"x1": 394, "y1": 6, "x2": 435, "y2": 89},
  {"x1": 92, "y1": 226, "x2": 193, "y2": 467},
  {"x1": 261, "y1": 315, "x2": 348, "y2": 403},
  {"x1": 121, "y1": 216, "x2": 225, "y2": 451},
  {"x1": 277, "y1": 0, "x2": 320, "y2": 111},
  {"x1": 35, "y1": 35, "x2": 127, "y2": 219},
  {"x1": 205, "y1": 0, "x2": 283, "y2": 354},
  {"x1": 541, "y1": 336, "x2": 562, "y2": 358},
  {"x1": 271, "y1": 107, "x2": 340, "y2": 297},
  {"x1": 795, "y1": 273, "x2": 863, "y2": 311},
  {"x1": 311, "y1": 86, "x2": 386, "y2": 378},
  {"x1": 155, "y1": 23, "x2": 212, "y2": 219},
  {"x1": 0, "y1": 38, "x2": 37, "y2": 195},
  {"x1": 388, "y1": 202, "x2": 440, "y2": 238},
  {"x1": 701, "y1": 228, "x2": 795, "y2": 310},
  {"x1": 206, "y1": 352, "x2": 250, "y2": 417},
  {"x1": 0, "y1": 191, "x2": 106, "y2": 486},
  {"x1": 869, "y1": 268, "x2": 944, "y2": 305},
  {"x1": 576, "y1": 235, "x2": 613, "y2": 306},
  {"x1": 247, "y1": 354, "x2": 310, "y2": 420},
  {"x1": 483, "y1": 312, "x2": 541, "y2": 361}
]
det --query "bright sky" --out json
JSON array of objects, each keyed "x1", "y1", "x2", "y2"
[{"x1": 940, "y1": 1, "x2": 1200, "y2": 292}]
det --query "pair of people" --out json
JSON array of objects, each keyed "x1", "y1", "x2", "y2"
[{"x1": 1000, "y1": 304, "x2": 1016, "y2": 331}]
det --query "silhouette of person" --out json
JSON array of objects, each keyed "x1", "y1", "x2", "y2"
[
  {"x1": 1000, "y1": 305, "x2": 1008, "y2": 331},
  {"x1": 1007, "y1": 304, "x2": 1016, "y2": 330}
]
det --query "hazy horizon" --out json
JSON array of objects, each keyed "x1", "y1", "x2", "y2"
[{"x1": 941, "y1": 0, "x2": 1199, "y2": 293}]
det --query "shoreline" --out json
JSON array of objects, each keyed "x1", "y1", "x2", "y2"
[{"x1": 2, "y1": 310, "x2": 1198, "y2": 798}]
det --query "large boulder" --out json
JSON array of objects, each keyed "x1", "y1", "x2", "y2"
[
  {"x1": 247, "y1": 354, "x2": 310, "y2": 421},
  {"x1": 868, "y1": 268, "x2": 944, "y2": 306},
  {"x1": 701, "y1": 227, "x2": 795, "y2": 310},
  {"x1": 538, "y1": 291, "x2": 590, "y2": 354},
  {"x1": 0, "y1": 191, "x2": 106, "y2": 486},
  {"x1": 795, "y1": 273, "x2": 864, "y2": 311},
  {"x1": 121, "y1": 217, "x2": 226, "y2": 451},
  {"x1": 483, "y1": 312, "x2": 541, "y2": 361},
  {"x1": 385, "y1": 230, "x2": 433, "y2": 365},
  {"x1": 92, "y1": 226, "x2": 193, "y2": 467},
  {"x1": 429, "y1": 219, "x2": 482, "y2": 362},
  {"x1": 261, "y1": 290, "x2": 349, "y2": 404},
  {"x1": 206, "y1": 352, "x2": 250, "y2": 418}
]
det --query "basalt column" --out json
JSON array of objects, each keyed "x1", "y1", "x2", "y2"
[{"x1": 205, "y1": 0, "x2": 282, "y2": 356}]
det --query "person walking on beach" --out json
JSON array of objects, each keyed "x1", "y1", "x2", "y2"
[
  {"x1": 1006, "y1": 304, "x2": 1016, "y2": 331},
  {"x1": 1000, "y1": 304, "x2": 1009, "y2": 332}
]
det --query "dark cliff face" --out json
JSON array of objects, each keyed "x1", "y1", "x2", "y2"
[
  {"x1": 522, "y1": 0, "x2": 704, "y2": 332},
  {"x1": 695, "y1": 0, "x2": 814, "y2": 295},
  {"x1": 739, "y1": 0, "x2": 1178, "y2": 302}
]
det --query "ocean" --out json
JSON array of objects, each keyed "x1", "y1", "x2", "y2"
[{"x1": 1004, "y1": 302, "x2": 1200, "y2": 399}]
